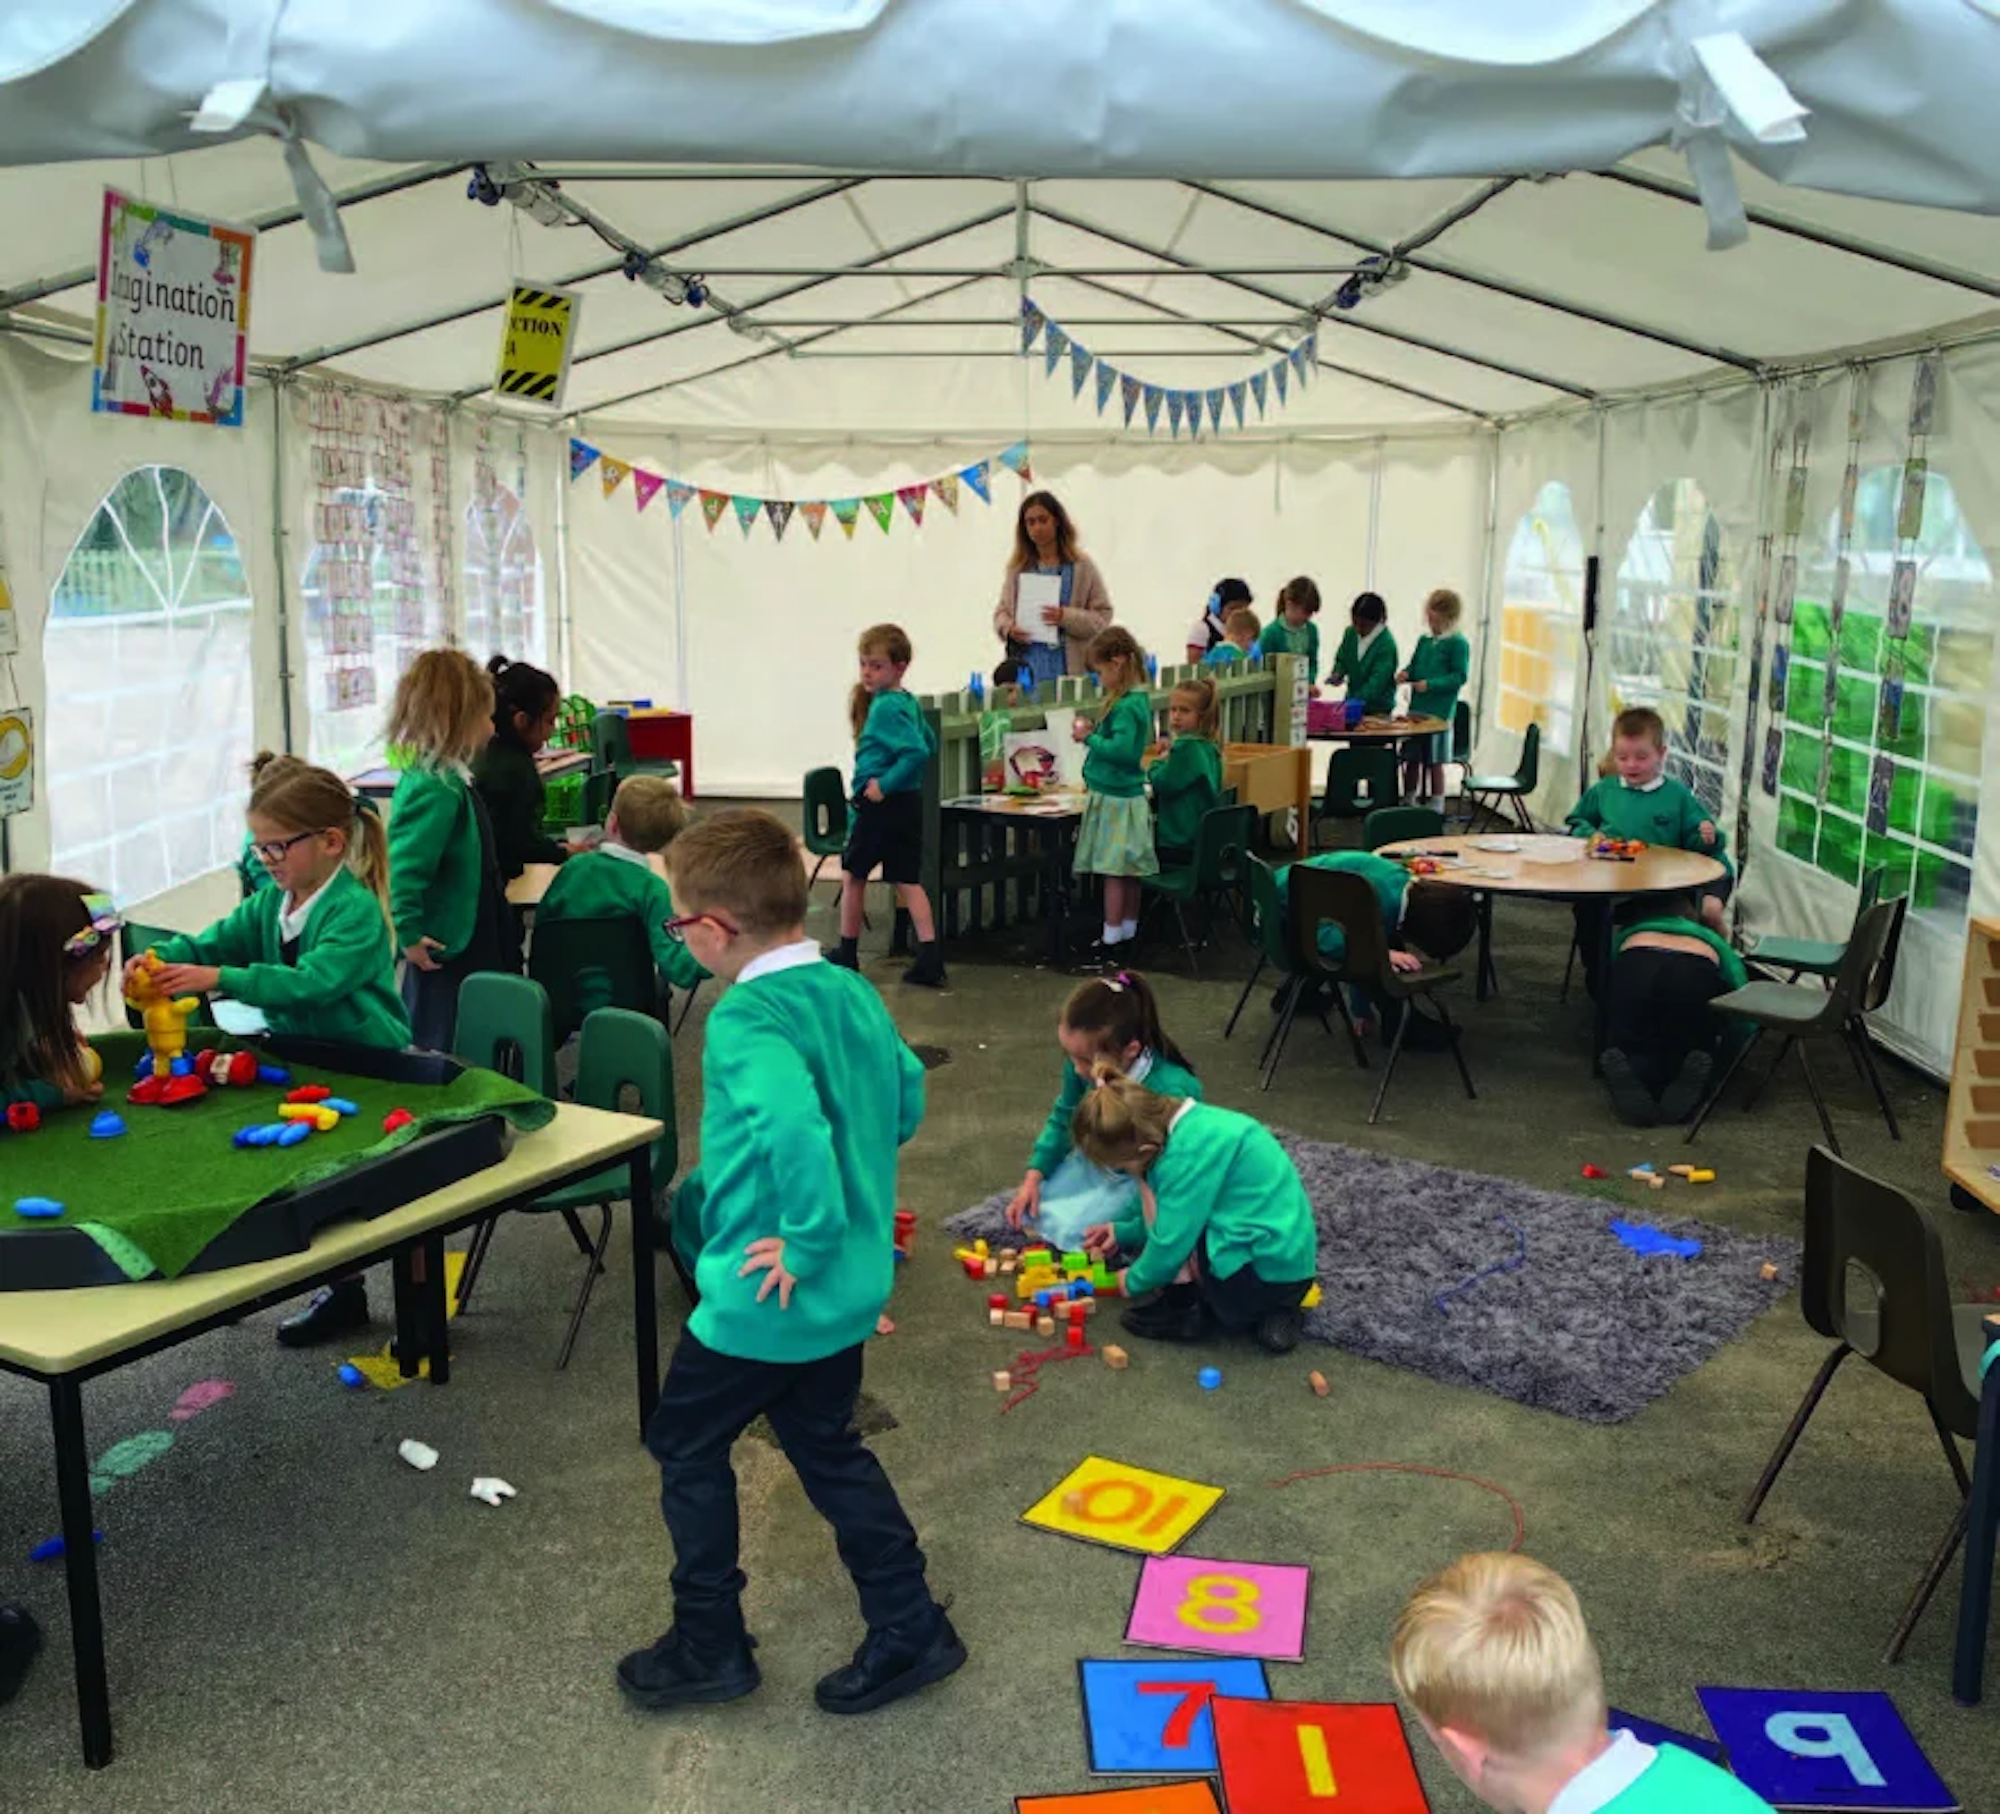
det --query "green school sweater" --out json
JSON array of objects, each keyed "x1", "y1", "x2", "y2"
[
  {"x1": 1273, "y1": 851, "x2": 1410, "y2": 965},
  {"x1": 472, "y1": 733, "x2": 565, "y2": 881},
  {"x1": 154, "y1": 866, "x2": 412, "y2": 1050},
  {"x1": 1567, "y1": 775, "x2": 1733, "y2": 875},
  {"x1": 1259, "y1": 617, "x2": 1321, "y2": 674},
  {"x1": 1330, "y1": 625, "x2": 1400, "y2": 716},
  {"x1": 1615, "y1": 917, "x2": 1749, "y2": 992},
  {"x1": 387, "y1": 762, "x2": 486, "y2": 961},
  {"x1": 1405, "y1": 631, "x2": 1469, "y2": 729},
  {"x1": 852, "y1": 689, "x2": 935, "y2": 798},
  {"x1": 1600, "y1": 1743, "x2": 1776, "y2": 1811},
  {"x1": 1083, "y1": 689, "x2": 1153, "y2": 798},
  {"x1": 1113, "y1": 1102, "x2": 1318, "y2": 1295},
  {"x1": 1028, "y1": 1050, "x2": 1204, "y2": 1177},
  {"x1": 536, "y1": 845, "x2": 707, "y2": 992},
  {"x1": 1151, "y1": 736, "x2": 1223, "y2": 852},
  {"x1": 678, "y1": 953, "x2": 926, "y2": 1363}
]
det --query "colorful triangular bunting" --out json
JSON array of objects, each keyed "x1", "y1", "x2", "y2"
[
  {"x1": 665, "y1": 481, "x2": 694, "y2": 521},
  {"x1": 632, "y1": 469, "x2": 665, "y2": 513},
  {"x1": 997, "y1": 442, "x2": 1031, "y2": 477},
  {"x1": 864, "y1": 493, "x2": 895, "y2": 533},
  {"x1": 1290, "y1": 341, "x2": 1311, "y2": 384},
  {"x1": 1070, "y1": 340, "x2": 1092, "y2": 398},
  {"x1": 1121, "y1": 373, "x2": 1141, "y2": 428},
  {"x1": 699, "y1": 490, "x2": 728, "y2": 531},
  {"x1": 801, "y1": 500, "x2": 828, "y2": 541},
  {"x1": 1021, "y1": 298, "x2": 1045, "y2": 355},
  {"x1": 569, "y1": 439, "x2": 600, "y2": 481},
  {"x1": 1185, "y1": 392, "x2": 1203, "y2": 436},
  {"x1": 1095, "y1": 362, "x2": 1117, "y2": 415},
  {"x1": 1207, "y1": 388, "x2": 1227, "y2": 432},
  {"x1": 831, "y1": 498, "x2": 860, "y2": 540},
  {"x1": 600, "y1": 456, "x2": 631, "y2": 499},
  {"x1": 1044, "y1": 325, "x2": 1068, "y2": 378},
  {"x1": 896, "y1": 484, "x2": 927, "y2": 526},
  {"x1": 765, "y1": 498, "x2": 795, "y2": 541},
  {"x1": 1273, "y1": 360, "x2": 1289, "y2": 405},
  {"x1": 1143, "y1": 385, "x2": 1164, "y2": 433},
  {"x1": 930, "y1": 472, "x2": 960, "y2": 514},
  {"x1": 1228, "y1": 381, "x2": 1246, "y2": 429},
  {"x1": 1250, "y1": 371, "x2": 1268, "y2": 417},
  {"x1": 732, "y1": 494, "x2": 762, "y2": 538},
  {"x1": 1167, "y1": 391, "x2": 1186, "y2": 437},
  {"x1": 961, "y1": 462, "x2": 991, "y2": 504}
]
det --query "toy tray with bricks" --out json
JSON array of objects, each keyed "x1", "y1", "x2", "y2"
[
  {"x1": 1943, "y1": 915, "x2": 2000, "y2": 1214},
  {"x1": 0, "y1": 1036, "x2": 510, "y2": 1292}
]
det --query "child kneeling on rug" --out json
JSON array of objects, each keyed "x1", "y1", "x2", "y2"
[
  {"x1": 1392, "y1": 1551, "x2": 1775, "y2": 1812},
  {"x1": 1075, "y1": 1068, "x2": 1318, "y2": 1353}
]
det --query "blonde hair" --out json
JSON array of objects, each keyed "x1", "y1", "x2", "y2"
[
  {"x1": 1389, "y1": 1553, "x2": 1605, "y2": 1760},
  {"x1": 850, "y1": 622, "x2": 914, "y2": 737},
  {"x1": 612, "y1": 775, "x2": 689, "y2": 853},
  {"x1": 1169, "y1": 679, "x2": 1219, "y2": 741},
  {"x1": 1425, "y1": 587, "x2": 1464, "y2": 628},
  {"x1": 247, "y1": 752, "x2": 390, "y2": 918},
  {"x1": 386, "y1": 648, "x2": 493, "y2": 766},
  {"x1": 667, "y1": 807, "x2": 808, "y2": 938},
  {"x1": 1224, "y1": 606, "x2": 1261, "y2": 644},
  {"x1": 1071, "y1": 1064, "x2": 1184, "y2": 1170},
  {"x1": 1280, "y1": 576, "x2": 1322, "y2": 617},
  {"x1": 1087, "y1": 626, "x2": 1146, "y2": 704}
]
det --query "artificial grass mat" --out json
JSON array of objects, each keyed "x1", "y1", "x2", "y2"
[{"x1": 0, "y1": 1031, "x2": 553, "y2": 1280}]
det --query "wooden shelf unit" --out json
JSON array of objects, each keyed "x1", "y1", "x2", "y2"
[{"x1": 1943, "y1": 914, "x2": 2000, "y2": 1214}]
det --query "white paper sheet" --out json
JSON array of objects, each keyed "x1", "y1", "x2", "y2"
[{"x1": 1016, "y1": 572, "x2": 1063, "y2": 646}]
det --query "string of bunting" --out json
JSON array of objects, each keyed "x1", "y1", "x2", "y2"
[
  {"x1": 567, "y1": 437, "x2": 1033, "y2": 542},
  {"x1": 1021, "y1": 296, "x2": 1317, "y2": 436}
]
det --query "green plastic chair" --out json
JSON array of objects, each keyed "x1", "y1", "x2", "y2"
[
  {"x1": 1463, "y1": 721, "x2": 1539, "y2": 832},
  {"x1": 591, "y1": 710, "x2": 679, "y2": 786},
  {"x1": 527, "y1": 914, "x2": 662, "y2": 1047},
  {"x1": 1222, "y1": 855, "x2": 1331, "y2": 1092},
  {"x1": 1364, "y1": 805, "x2": 1444, "y2": 851},
  {"x1": 1139, "y1": 804, "x2": 1256, "y2": 977},
  {"x1": 1747, "y1": 864, "x2": 1887, "y2": 984},
  {"x1": 119, "y1": 921, "x2": 215, "y2": 1032},
  {"x1": 802, "y1": 766, "x2": 849, "y2": 890},
  {"x1": 581, "y1": 768, "x2": 615, "y2": 829},
  {"x1": 522, "y1": 1007, "x2": 680, "y2": 1368},
  {"x1": 1314, "y1": 747, "x2": 1400, "y2": 843}
]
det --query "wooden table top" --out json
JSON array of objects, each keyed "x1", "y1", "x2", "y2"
[
  {"x1": 943, "y1": 792, "x2": 1086, "y2": 818},
  {"x1": 508, "y1": 848, "x2": 669, "y2": 907},
  {"x1": 1309, "y1": 714, "x2": 1450, "y2": 743},
  {"x1": 1376, "y1": 833, "x2": 1726, "y2": 898}
]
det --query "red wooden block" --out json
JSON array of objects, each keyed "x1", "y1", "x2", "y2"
[
  {"x1": 5, "y1": 1102, "x2": 40, "y2": 1133},
  {"x1": 382, "y1": 1108, "x2": 416, "y2": 1134},
  {"x1": 1066, "y1": 1325, "x2": 1086, "y2": 1351},
  {"x1": 285, "y1": 1084, "x2": 333, "y2": 1105}
]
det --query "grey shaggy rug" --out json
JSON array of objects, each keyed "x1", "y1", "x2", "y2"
[{"x1": 942, "y1": 1135, "x2": 1799, "y2": 1425}]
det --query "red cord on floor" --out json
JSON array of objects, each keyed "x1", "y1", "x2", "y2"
[
  {"x1": 999, "y1": 1338, "x2": 1096, "y2": 1413},
  {"x1": 1267, "y1": 1460, "x2": 1527, "y2": 1553}
]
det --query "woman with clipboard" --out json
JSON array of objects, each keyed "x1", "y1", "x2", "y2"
[{"x1": 992, "y1": 490, "x2": 1113, "y2": 690}]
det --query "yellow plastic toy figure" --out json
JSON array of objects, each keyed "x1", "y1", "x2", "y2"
[{"x1": 124, "y1": 949, "x2": 201, "y2": 1081}]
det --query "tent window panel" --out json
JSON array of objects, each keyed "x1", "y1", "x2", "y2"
[
  {"x1": 1497, "y1": 479, "x2": 1584, "y2": 756},
  {"x1": 46, "y1": 466, "x2": 255, "y2": 905},
  {"x1": 463, "y1": 479, "x2": 545, "y2": 669}
]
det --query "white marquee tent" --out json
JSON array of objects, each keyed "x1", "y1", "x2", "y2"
[{"x1": 3, "y1": 0, "x2": 2000, "y2": 1075}]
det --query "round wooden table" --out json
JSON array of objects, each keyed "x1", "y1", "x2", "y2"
[
  {"x1": 1306, "y1": 712, "x2": 1449, "y2": 744},
  {"x1": 1376, "y1": 832, "x2": 1728, "y2": 1063}
]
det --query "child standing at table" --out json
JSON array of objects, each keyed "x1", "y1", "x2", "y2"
[
  {"x1": 1397, "y1": 587, "x2": 1471, "y2": 808},
  {"x1": 1185, "y1": 577, "x2": 1252, "y2": 664},
  {"x1": 1005, "y1": 971, "x2": 1202, "y2": 1251},
  {"x1": 0, "y1": 875, "x2": 116, "y2": 1117},
  {"x1": 619, "y1": 808, "x2": 964, "y2": 1716},
  {"x1": 472, "y1": 654, "x2": 569, "y2": 884},
  {"x1": 386, "y1": 648, "x2": 517, "y2": 1050},
  {"x1": 1327, "y1": 590, "x2": 1400, "y2": 717},
  {"x1": 1259, "y1": 575, "x2": 1323, "y2": 680},
  {"x1": 137, "y1": 755, "x2": 412, "y2": 1347},
  {"x1": 1075, "y1": 1070, "x2": 1319, "y2": 1353},
  {"x1": 1072, "y1": 627, "x2": 1158, "y2": 954},
  {"x1": 1202, "y1": 606, "x2": 1261, "y2": 668},
  {"x1": 1150, "y1": 678, "x2": 1223, "y2": 866},
  {"x1": 830, "y1": 623, "x2": 945, "y2": 988}
]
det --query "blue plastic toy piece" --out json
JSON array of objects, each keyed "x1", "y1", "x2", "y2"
[
  {"x1": 233, "y1": 1127, "x2": 262, "y2": 1149},
  {"x1": 246, "y1": 1123, "x2": 286, "y2": 1147},
  {"x1": 168, "y1": 1055, "x2": 193, "y2": 1077},
  {"x1": 29, "y1": 1530, "x2": 102, "y2": 1562},
  {"x1": 335, "y1": 1363, "x2": 366, "y2": 1390},
  {"x1": 134, "y1": 1052, "x2": 155, "y2": 1080},
  {"x1": 1608, "y1": 1219, "x2": 1703, "y2": 1260},
  {"x1": 88, "y1": 1111, "x2": 126, "y2": 1140},
  {"x1": 276, "y1": 1122, "x2": 311, "y2": 1148},
  {"x1": 323, "y1": 1097, "x2": 359, "y2": 1117},
  {"x1": 14, "y1": 1197, "x2": 64, "y2": 1219},
  {"x1": 257, "y1": 1064, "x2": 291, "y2": 1086},
  {"x1": 1197, "y1": 1366, "x2": 1223, "y2": 1391},
  {"x1": 1069, "y1": 1280, "x2": 1091, "y2": 1299}
]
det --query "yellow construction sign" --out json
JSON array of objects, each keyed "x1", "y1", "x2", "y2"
[{"x1": 494, "y1": 284, "x2": 580, "y2": 407}]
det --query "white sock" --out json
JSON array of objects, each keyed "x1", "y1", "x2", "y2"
[
  {"x1": 1103, "y1": 922, "x2": 1124, "y2": 944},
  {"x1": 1119, "y1": 918, "x2": 1138, "y2": 939}
]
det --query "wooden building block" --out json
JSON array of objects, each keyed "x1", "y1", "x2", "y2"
[
  {"x1": 1101, "y1": 1344, "x2": 1129, "y2": 1370},
  {"x1": 1308, "y1": 1370, "x2": 1330, "y2": 1397},
  {"x1": 1760, "y1": 1262, "x2": 1780, "y2": 1282},
  {"x1": 992, "y1": 1371, "x2": 1011, "y2": 1392}
]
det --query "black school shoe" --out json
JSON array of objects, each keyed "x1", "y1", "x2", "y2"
[
  {"x1": 901, "y1": 942, "x2": 947, "y2": 989},
  {"x1": 1654, "y1": 1048, "x2": 1714, "y2": 1126},
  {"x1": 275, "y1": 1280, "x2": 370, "y2": 1349},
  {"x1": 0, "y1": 1605, "x2": 41, "y2": 1707},
  {"x1": 1254, "y1": 1306, "x2": 1306, "y2": 1354},
  {"x1": 617, "y1": 1627, "x2": 761, "y2": 1710},
  {"x1": 815, "y1": 1607, "x2": 966, "y2": 1715},
  {"x1": 1120, "y1": 1283, "x2": 1210, "y2": 1344},
  {"x1": 1599, "y1": 1048, "x2": 1659, "y2": 1128}
]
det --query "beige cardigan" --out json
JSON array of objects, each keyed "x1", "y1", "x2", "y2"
[{"x1": 993, "y1": 552, "x2": 1114, "y2": 677}]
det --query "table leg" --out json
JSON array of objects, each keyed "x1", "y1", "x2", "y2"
[
  {"x1": 630, "y1": 1141, "x2": 660, "y2": 1437},
  {"x1": 392, "y1": 1249, "x2": 420, "y2": 1380},
  {"x1": 1475, "y1": 893, "x2": 1496, "y2": 1002},
  {"x1": 49, "y1": 1377, "x2": 113, "y2": 1768},
  {"x1": 421, "y1": 1235, "x2": 450, "y2": 1387},
  {"x1": 1952, "y1": 1312, "x2": 2000, "y2": 1704},
  {"x1": 1591, "y1": 911, "x2": 1616, "y2": 1076}
]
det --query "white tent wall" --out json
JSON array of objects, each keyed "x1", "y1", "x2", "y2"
[{"x1": 557, "y1": 429, "x2": 1491, "y2": 796}]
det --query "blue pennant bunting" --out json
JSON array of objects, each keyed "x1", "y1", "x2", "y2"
[
  {"x1": 1021, "y1": 299, "x2": 1045, "y2": 355},
  {"x1": 1250, "y1": 371, "x2": 1268, "y2": 417},
  {"x1": 1273, "y1": 360, "x2": 1289, "y2": 405},
  {"x1": 569, "y1": 439, "x2": 601, "y2": 481},
  {"x1": 1289, "y1": 341, "x2": 1311, "y2": 385},
  {"x1": 1206, "y1": 388, "x2": 1228, "y2": 433},
  {"x1": 1185, "y1": 391, "x2": 1204, "y2": 436},
  {"x1": 1143, "y1": 385, "x2": 1164, "y2": 433},
  {"x1": 1096, "y1": 362, "x2": 1118, "y2": 415},
  {"x1": 961, "y1": 461, "x2": 992, "y2": 504},
  {"x1": 1044, "y1": 325, "x2": 1068, "y2": 378},
  {"x1": 1228, "y1": 381, "x2": 1247, "y2": 429},
  {"x1": 1167, "y1": 391, "x2": 1186, "y2": 437},
  {"x1": 1070, "y1": 339, "x2": 1092, "y2": 398},
  {"x1": 996, "y1": 440, "x2": 1031, "y2": 477},
  {"x1": 1121, "y1": 373, "x2": 1141, "y2": 428}
]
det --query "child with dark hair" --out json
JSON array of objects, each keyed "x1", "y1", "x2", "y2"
[
  {"x1": 472, "y1": 653, "x2": 569, "y2": 883},
  {"x1": 0, "y1": 874, "x2": 116, "y2": 1116},
  {"x1": 1327, "y1": 591, "x2": 1399, "y2": 717},
  {"x1": 1186, "y1": 577, "x2": 1253, "y2": 663}
]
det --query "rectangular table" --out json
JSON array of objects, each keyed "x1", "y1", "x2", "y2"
[
  {"x1": 940, "y1": 793, "x2": 1086, "y2": 965},
  {"x1": 350, "y1": 748, "x2": 590, "y2": 802},
  {"x1": 0, "y1": 1101, "x2": 664, "y2": 1769}
]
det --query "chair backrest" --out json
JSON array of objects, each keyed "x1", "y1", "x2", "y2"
[
  {"x1": 1288, "y1": 862, "x2": 1396, "y2": 988},
  {"x1": 1191, "y1": 804, "x2": 1258, "y2": 891},
  {"x1": 1514, "y1": 720, "x2": 1541, "y2": 790},
  {"x1": 1801, "y1": 1145, "x2": 1978, "y2": 1433},
  {"x1": 453, "y1": 972, "x2": 558, "y2": 1095},
  {"x1": 582, "y1": 768, "x2": 615, "y2": 828},
  {"x1": 528, "y1": 915, "x2": 659, "y2": 1046},
  {"x1": 1321, "y1": 746, "x2": 1401, "y2": 816},
  {"x1": 1858, "y1": 890, "x2": 1907, "y2": 1016},
  {"x1": 802, "y1": 766, "x2": 849, "y2": 852},
  {"x1": 1364, "y1": 805, "x2": 1443, "y2": 851},
  {"x1": 119, "y1": 922, "x2": 214, "y2": 1031},
  {"x1": 1450, "y1": 700, "x2": 1473, "y2": 763},
  {"x1": 591, "y1": 711, "x2": 634, "y2": 775},
  {"x1": 1244, "y1": 856, "x2": 1294, "y2": 972},
  {"x1": 1825, "y1": 897, "x2": 1904, "y2": 1023},
  {"x1": 1856, "y1": 862, "x2": 1887, "y2": 919},
  {"x1": 573, "y1": 1007, "x2": 678, "y2": 1194}
]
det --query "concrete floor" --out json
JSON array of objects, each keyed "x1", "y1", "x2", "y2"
[{"x1": 4, "y1": 863, "x2": 1999, "y2": 1813}]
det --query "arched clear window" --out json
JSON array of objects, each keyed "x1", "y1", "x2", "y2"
[
  {"x1": 1497, "y1": 479, "x2": 1585, "y2": 755},
  {"x1": 1775, "y1": 464, "x2": 1990, "y2": 921},
  {"x1": 47, "y1": 467, "x2": 255, "y2": 904},
  {"x1": 1608, "y1": 478, "x2": 1739, "y2": 814},
  {"x1": 463, "y1": 478, "x2": 544, "y2": 668}
]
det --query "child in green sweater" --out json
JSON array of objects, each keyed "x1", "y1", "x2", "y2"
[
  {"x1": 0, "y1": 875, "x2": 116, "y2": 1118},
  {"x1": 1258, "y1": 575, "x2": 1323, "y2": 679},
  {"x1": 1148, "y1": 678, "x2": 1223, "y2": 864},
  {"x1": 831, "y1": 622, "x2": 945, "y2": 988},
  {"x1": 1396, "y1": 586, "x2": 1471, "y2": 808},
  {"x1": 1075, "y1": 1074, "x2": 1319, "y2": 1354},
  {"x1": 1327, "y1": 590, "x2": 1400, "y2": 717},
  {"x1": 621, "y1": 808, "x2": 963, "y2": 1718},
  {"x1": 1393, "y1": 1552, "x2": 1775, "y2": 1814},
  {"x1": 536, "y1": 774, "x2": 707, "y2": 1005},
  {"x1": 1005, "y1": 971, "x2": 1203, "y2": 1251},
  {"x1": 1073, "y1": 626, "x2": 1159, "y2": 953}
]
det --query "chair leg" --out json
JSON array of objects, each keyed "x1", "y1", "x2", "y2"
[
  {"x1": 455, "y1": 1215, "x2": 500, "y2": 1314},
  {"x1": 1329, "y1": 984, "x2": 1370, "y2": 1069},
  {"x1": 1173, "y1": 902, "x2": 1199, "y2": 979},
  {"x1": 1740, "y1": 1035, "x2": 1795, "y2": 1112},
  {"x1": 1684, "y1": 1027, "x2": 1764, "y2": 1145},
  {"x1": 1224, "y1": 953, "x2": 1267, "y2": 1039},
  {"x1": 674, "y1": 981, "x2": 702, "y2": 1034},
  {"x1": 1885, "y1": 1498, "x2": 1972, "y2": 1666},
  {"x1": 1261, "y1": 980, "x2": 1304, "y2": 1092},
  {"x1": 1794, "y1": 1038, "x2": 1843, "y2": 1158},
  {"x1": 1930, "y1": 1403, "x2": 1973, "y2": 1498},
  {"x1": 1510, "y1": 795, "x2": 1535, "y2": 833},
  {"x1": 1368, "y1": 999, "x2": 1412, "y2": 1124},
  {"x1": 1849, "y1": 1018, "x2": 1902, "y2": 1141},
  {"x1": 555, "y1": 1206, "x2": 616, "y2": 1371},
  {"x1": 1743, "y1": 1343, "x2": 1852, "y2": 1524},
  {"x1": 1559, "y1": 936, "x2": 1578, "y2": 1006},
  {"x1": 1434, "y1": 994, "x2": 1477, "y2": 1100},
  {"x1": 807, "y1": 854, "x2": 828, "y2": 891},
  {"x1": 558, "y1": 1207, "x2": 597, "y2": 1259}
]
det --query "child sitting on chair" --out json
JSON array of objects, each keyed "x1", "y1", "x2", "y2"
[
  {"x1": 535, "y1": 775, "x2": 707, "y2": 1003},
  {"x1": 1392, "y1": 1552, "x2": 1776, "y2": 1812}
]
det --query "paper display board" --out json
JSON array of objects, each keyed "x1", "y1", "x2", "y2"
[{"x1": 92, "y1": 189, "x2": 253, "y2": 427}]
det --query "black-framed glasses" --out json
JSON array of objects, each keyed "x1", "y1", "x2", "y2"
[
  {"x1": 252, "y1": 830, "x2": 320, "y2": 864},
  {"x1": 662, "y1": 911, "x2": 738, "y2": 944}
]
